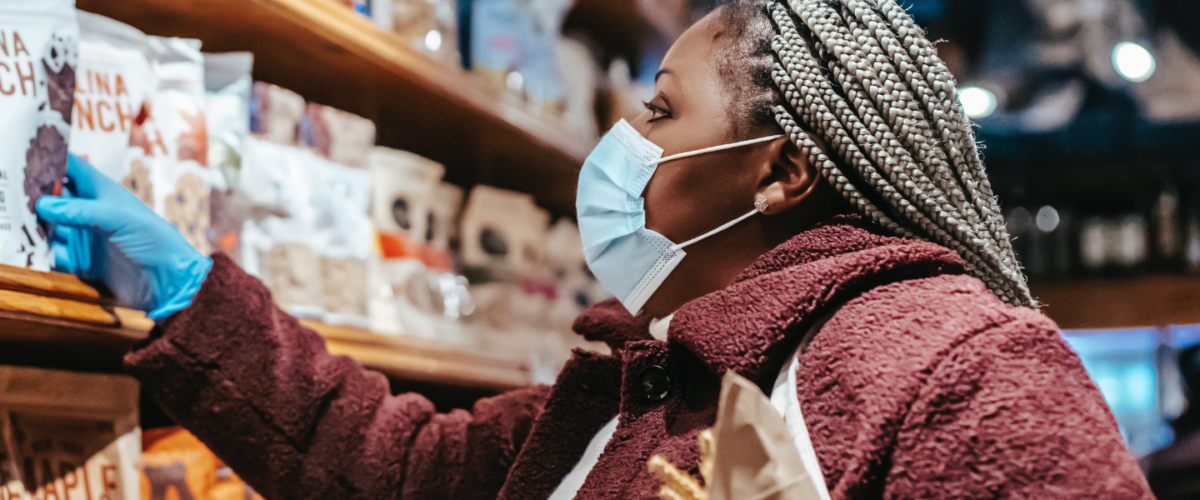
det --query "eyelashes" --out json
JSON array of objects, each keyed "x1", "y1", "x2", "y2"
[{"x1": 642, "y1": 99, "x2": 671, "y2": 121}]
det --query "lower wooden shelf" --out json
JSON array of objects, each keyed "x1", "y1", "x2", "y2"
[{"x1": 0, "y1": 265, "x2": 531, "y2": 395}]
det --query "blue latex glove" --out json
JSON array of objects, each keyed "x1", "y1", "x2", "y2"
[{"x1": 36, "y1": 154, "x2": 212, "y2": 320}]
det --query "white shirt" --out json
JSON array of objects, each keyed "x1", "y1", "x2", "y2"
[{"x1": 546, "y1": 315, "x2": 831, "y2": 500}]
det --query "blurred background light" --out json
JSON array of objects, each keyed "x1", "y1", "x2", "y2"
[
  {"x1": 959, "y1": 86, "x2": 998, "y2": 119},
  {"x1": 425, "y1": 29, "x2": 443, "y2": 51},
  {"x1": 1113, "y1": 41, "x2": 1156, "y2": 82},
  {"x1": 506, "y1": 71, "x2": 524, "y2": 91},
  {"x1": 1036, "y1": 205, "x2": 1060, "y2": 233}
]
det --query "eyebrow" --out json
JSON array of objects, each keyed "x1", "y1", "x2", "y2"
[{"x1": 655, "y1": 68, "x2": 672, "y2": 83}]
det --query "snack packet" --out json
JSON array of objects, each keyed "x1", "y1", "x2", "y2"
[
  {"x1": 422, "y1": 182, "x2": 463, "y2": 270},
  {"x1": 204, "y1": 52, "x2": 253, "y2": 258},
  {"x1": 249, "y1": 81, "x2": 304, "y2": 146},
  {"x1": 368, "y1": 147, "x2": 444, "y2": 259},
  {"x1": 460, "y1": 185, "x2": 549, "y2": 279},
  {"x1": 240, "y1": 137, "x2": 323, "y2": 315},
  {"x1": 140, "y1": 427, "x2": 263, "y2": 500},
  {"x1": 69, "y1": 11, "x2": 152, "y2": 180},
  {"x1": 0, "y1": 1, "x2": 79, "y2": 270},
  {"x1": 300, "y1": 103, "x2": 375, "y2": 168},
  {"x1": 204, "y1": 52, "x2": 252, "y2": 186},
  {"x1": 146, "y1": 36, "x2": 225, "y2": 255},
  {"x1": 310, "y1": 156, "x2": 371, "y2": 323}
]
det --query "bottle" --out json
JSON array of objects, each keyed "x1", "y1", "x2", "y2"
[{"x1": 1152, "y1": 185, "x2": 1183, "y2": 272}]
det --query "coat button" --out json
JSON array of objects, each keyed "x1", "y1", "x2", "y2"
[{"x1": 639, "y1": 365, "x2": 671, "y2": 402}]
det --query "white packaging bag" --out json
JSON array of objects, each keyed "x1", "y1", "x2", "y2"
[
  {"x1": 68, "y1": 11, "x2": 152, "y2": 180},
  {"x1": 145, "y1": 36, "x2": 224, "y2": 255},
  {"x1": 240, "y1": 137, "x2": 324, "y2": 316},
  {"x1": 0, "y1": 0, "x2": 79, "y2": 270},
  {"x1": 204, "y1": 51, "x2": 252, "y2": 187},
  {"x1": 310, "y1": 156, "x2": 371, "y2": 323}
]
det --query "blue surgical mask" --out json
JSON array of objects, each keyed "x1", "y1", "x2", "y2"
[{"x1": 577, "y1": 119, "x2": 782, "y2": 314}]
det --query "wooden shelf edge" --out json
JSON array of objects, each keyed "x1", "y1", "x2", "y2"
[
  {"x1": 1032, "y1": 274, "x2": 1200, "y2": 330},
  {"x1": 301, "y1": 320, "x2": 532, "y2": 393},
  {"x1": 0, "y1": 264, "x2": 101, "y2": 303},
  {"x1": 0, "y1": 266, "x2": 530, "y2": 393}
]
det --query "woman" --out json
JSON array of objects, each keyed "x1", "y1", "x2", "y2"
[{"x1": 37, "y1": 0, "x2": 1150, "y2": 498}]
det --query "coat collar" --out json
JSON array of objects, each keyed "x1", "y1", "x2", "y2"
[{"x1": 572, "y1": 216, "x2": 968, "y2": 385}]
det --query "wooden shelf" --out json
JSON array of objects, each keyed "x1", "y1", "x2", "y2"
[
  {"x1": 77, "y1": 0, "x2": 590, "y2": 214},
  {"x1": 1032, "y1": 274, "x2": 1200, "y2": 330},
  {"x1": 0, "y1": 265, "x2": 531, "y2": 395},
  {"x1": 301, "y1": 320, "x2": 531, "y2": 392}
]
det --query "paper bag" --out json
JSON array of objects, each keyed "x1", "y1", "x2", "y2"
[{"x1": 649, "y1": 371, "x2": 828, "y2": 500}]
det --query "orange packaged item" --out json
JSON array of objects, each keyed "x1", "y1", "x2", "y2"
[{"x1": 140, "y1": 428, "x2": 262, "y2": 500}]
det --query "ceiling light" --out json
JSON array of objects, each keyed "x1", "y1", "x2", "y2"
[
  {"x1": 1113, "y1": 41, "x2": 1156, "y2": 83},
  {"x1": 959, "y1": 86, "x2": 998, "y2": 119},
  {"x1": 1036, "y1": 205, "x2": 1060, "y2": 233}
]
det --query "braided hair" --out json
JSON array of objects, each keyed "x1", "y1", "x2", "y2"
[{"x1": 716, "y1": 0, "x2": 1034, "y2": 307}]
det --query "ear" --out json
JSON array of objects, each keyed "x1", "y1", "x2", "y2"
[{"x1": 753, "y1": 136, "x2": 822, "y2": 215}]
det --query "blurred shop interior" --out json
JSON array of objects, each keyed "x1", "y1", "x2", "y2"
[{"x1": 1, "y1": 0, "x2": 1199, "y2": 496}]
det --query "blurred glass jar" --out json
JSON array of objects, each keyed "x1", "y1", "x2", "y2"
[{"x1": 375, "y1": 0, "x2": 460, "y2": 66}]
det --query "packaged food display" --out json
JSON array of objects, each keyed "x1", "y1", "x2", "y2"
[
  {"x1": 203, "y1": 52, "x2": 253, "y2": 258},
  {"x1": 369, "y1": 146, "x2": 445, "y2": 258},
  {"x1": 311, "y1": 155, "x2": 371, "y2": 323},
  {"x1": 0, "y1": 365, "x2": 140, "y2": 500},
  {"x1": 204, "y1": 51, "x2": 253, "y2": 186},
  {"x1": 249, "y1": 81, "x2": 304, "y2": 146},
  {"x1": 470, "y1": 0, "x2": 569, "y2": 114},
  {"x1": 422, "y1": 182, "x2": 464, "y2": 270},
  {"x1": 0, "y1": 0, "x2": 79, "y2": 270},
  {"x1": 300, "y1": 103, "x2": 375, "y2": 169},
  {"x1": 146, "y1": 37, "x2": 207, "y2": 168},
  {"x1": 144, "y1": 36, "x2": 225, "y2": 255},
  {"x1": 460, "y1": 184, "x2": 549, "y2": 279},
  {"x1": 240, "y1": 137, "x2": 322, "y2": 316},
  {"x1": 69, "y1": 12, "x2": 152, "y2": 180},
  {"x1": 555, "y1": 35, "x2": 601, "y2": 141},
  {"x1": 470, "y1": 0, "x2": 522, "y2": 94},
  {"x1": 518, "y1": 0, "x2": 570, "y2": 115},
  {"x1": 141, "y1": 427, "x2": 263, "y2": 500}
]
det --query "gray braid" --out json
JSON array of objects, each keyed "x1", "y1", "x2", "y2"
[
  {"x1": 756, "y1": 0, "x2": 1034, "y2": 306},
  {"x1": 873, "y1": 0, "x2": 1019, "y2": 268}
]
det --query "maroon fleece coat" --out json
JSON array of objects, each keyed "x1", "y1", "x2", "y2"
[{"x1": 124, "y1": 216, "x2": 1152, "y2": 499}]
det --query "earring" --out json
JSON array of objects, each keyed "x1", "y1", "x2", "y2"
[{"x1": 754, "y1": 195, "x2": 770, "y2": 214}]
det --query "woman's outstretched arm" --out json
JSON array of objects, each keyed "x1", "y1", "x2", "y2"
[
  {"x1": 37, "y1": 156, "x2": 549, "y2": 500},
  {"x1": 126, "y1": 254, "x2": 550, "y2": 500}
]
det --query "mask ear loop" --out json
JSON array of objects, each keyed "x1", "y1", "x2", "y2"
[
  {"x1": 671, "y1": 209, "x2": 759, "y2": 251},
  {"x1": 649, "y1": 134, "x2": 783, "y2": 166}
]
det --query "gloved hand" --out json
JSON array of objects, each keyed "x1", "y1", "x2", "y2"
[{"x1": 36, "y1": 154, "x2": 212, "y2": 320}]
